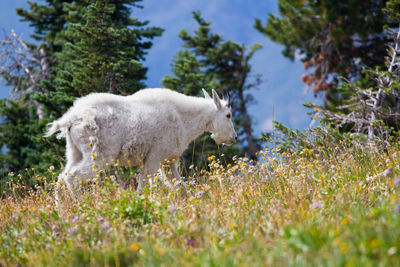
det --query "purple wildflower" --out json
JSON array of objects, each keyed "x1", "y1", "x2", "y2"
[
  {"x1": 102, "y1": 221, "x2": 111, "y2": 230},
  {"x1": 72, "y1": 215, "x2": 79, "y2": 223},
  {"x1": 69, "y1": 226, "x2": 77, "y2": 235},
  {"x1": 394, "y1": 175, "x2": 400, "y2": 187},
  {"x1": 195, "y1": 190, "x2": 204, "y2": 197},
  {"x1": 394, "y1": 203, "x2": 400, "y2": 213},
  {"x1": 310, "y1": 201, "x2": 323, "y2": 209},
  {"x1": 168, "y1": 204, "x2": 177, "y2": 213}
]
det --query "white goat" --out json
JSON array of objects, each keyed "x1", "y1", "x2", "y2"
[{"x1": 45, "y1": 88, "x2": 237, "y2": 198}]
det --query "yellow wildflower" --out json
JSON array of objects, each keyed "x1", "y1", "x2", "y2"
[{"x1": 129, "y1": 242, "x2": 141, "y2": 252}]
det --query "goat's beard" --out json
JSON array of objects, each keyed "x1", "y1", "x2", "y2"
[
  {"x1": 211, "y1": 133, "x2": 221, "y2": 144},
  {"x1": 222, "y1": 141, "x2": 233, "y2": 146},
  {"x1": 211, "y1": 134, "x2": 233, "y2": 146}
]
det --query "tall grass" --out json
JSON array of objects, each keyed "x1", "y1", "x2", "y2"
[{"x1": 1, "y1": 142, "x2": 400, "y2": 266}]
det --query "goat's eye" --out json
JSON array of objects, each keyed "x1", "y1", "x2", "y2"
[{"x1": 226, "y1": 114, "x2": 231, "y2": 119}]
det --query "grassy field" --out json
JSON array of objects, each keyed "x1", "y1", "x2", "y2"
[{"x1": 1, "y1": 143, "x2": 400, "y2": 266}]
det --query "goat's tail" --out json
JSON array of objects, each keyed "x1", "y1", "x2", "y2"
[
  {"x1": 44, "y1": 116, "x2": 71, "y2": 139},
  {"x1": 44, "y1": 121, "x2": 61, "y2": 137},
  {"x1": 44, "y1": 106, "x2": 96, "y2": 139}
]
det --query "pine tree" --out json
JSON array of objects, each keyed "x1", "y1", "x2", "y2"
[
  {"x1": 162, "y1": 12, "x2": 261, "y2": 170},
  {"x1": 56, "y1": 0, "x2": 163, "y2": 96}
]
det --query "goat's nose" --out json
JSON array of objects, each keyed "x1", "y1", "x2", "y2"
[{"x1": 231, "y1": 136, "x2": 238, "y2": 143}]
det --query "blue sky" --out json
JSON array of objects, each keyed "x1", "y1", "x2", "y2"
[{"x1": 0, "y1": 0, "x2": 321, "y2": 135}]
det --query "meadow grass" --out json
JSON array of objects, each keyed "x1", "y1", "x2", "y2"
[{"x1": 1, "y1": 143, "x2": 400, "y2": 266}]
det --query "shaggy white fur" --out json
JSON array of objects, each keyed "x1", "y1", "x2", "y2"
[{"x1": 45, "y1": 88, "x2": 237, "y2": 198}]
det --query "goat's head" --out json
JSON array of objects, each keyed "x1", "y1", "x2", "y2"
[{"x1": 203, "y1": 88, "x2": 237, "y2": 146}]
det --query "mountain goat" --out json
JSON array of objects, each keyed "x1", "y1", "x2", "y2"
[{"x1": 45, "y1": 88, "x2": 237, "y2": 198}]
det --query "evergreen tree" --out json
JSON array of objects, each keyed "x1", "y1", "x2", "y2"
[
  {"x1": 0, "y1": 0, "x2": 162, "y2": 175},
  {"x1": 162, "y1": 12, "x2": 261, "y2": 170},
  {"x1": 255, "y1": 0, "x2": 395, "y2": 103},
  {"x1": 56, "y1": 0, "x2": 162, "y2": 96}
]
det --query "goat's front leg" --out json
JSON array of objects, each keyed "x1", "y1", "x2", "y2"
[
  {"x1": 169, "y1": 162, "x2": 180, "y2": 181},
  {"x1": 161, "y1": 161, "x2": 181, "y2": 189},
  {"x1": 169, "y1": 161, "x2": 187, "y2": 196},
  {"x1": 137, "y1": 155, "x2": 161, "y2": 192},
  {"x1": 137, "y1": 170, "x2": 146, "y2": 192}
]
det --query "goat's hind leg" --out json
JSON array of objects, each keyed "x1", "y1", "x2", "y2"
[
  {"x1": 57, "y1": 159, "x2": 95, "y2": 205},
  {"x1": 55, "y1": 133, "x2": 83, "y2": 207},
  {"x1": 55, "y1": 127, "x2": 98, "y2": 206},
  {"x1": 55, "y1": 167, "x2": 85, "y2": 207}
]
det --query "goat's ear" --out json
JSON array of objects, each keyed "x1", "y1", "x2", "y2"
[
  {"x1": 202, "y1": 88, "x2": 211, "y2": 99},
  {"x1": 212, "y1": 89, "x2": 222, "y2": 110}
]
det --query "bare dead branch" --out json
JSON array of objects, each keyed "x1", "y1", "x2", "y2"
[
  {"x1": 0, "y1": 30, "x2": 51, "y2": 118},
  {"x1": 310, "y1": 26, "x2": 400, "y2": 142},
  {"x1": 0, "y1": 29, "x2": 50, "y2": 96}
]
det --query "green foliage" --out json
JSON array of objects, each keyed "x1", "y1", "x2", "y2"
[
  {"x1": 163, "y1": 11, "x2": 261, "y2": 170},
  {"x1": 0, "y1": 96, "x2": 63, "y2": 173},
  {"x1": 108, "y1": 193, "x2": 165, "y2": 225},
  {"x1": 384, "y1": 0, "x2": 400, "y2": 22}
]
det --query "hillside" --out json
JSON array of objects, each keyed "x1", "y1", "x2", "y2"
[{"x1": 1, "y1": 141, "x2": 400, "y2": 266}]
